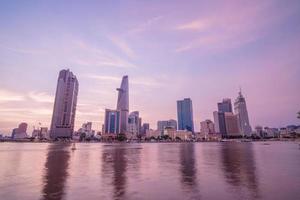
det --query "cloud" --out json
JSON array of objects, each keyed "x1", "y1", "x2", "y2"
[
  {"x1": 174, "y1": 1, "x2": 296, "y2": 53},
  {"x1": 0, "y1": 43, "x2": 47, "y2": 55},
  {"x1": 86, "y1": 74, "x2": 163, "y2": 87},
  {"x1": 0, "y1": 90, "x2": 25, "y2": 102},
  {"x1": 176, "y1": 19, "x2": 210, "y2": 31},
  {"x1": 71, "y1": 39, "x2": 137, "y2": 68},
  {"x1": 28, "y1": 91, "x2": 54, "y2": 103},
  {"x1": 108, "y1": 35, "x2": 136, "y2": 58},
  {"x1": 128, "y1": 16, "x2": 163, "y2": 35}
]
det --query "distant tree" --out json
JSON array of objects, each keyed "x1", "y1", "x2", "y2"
[
  {"x1": 298, "y1": 111, "x2": 300, "y2": 119},
  {"x1": 175, "y1": 136, "x2": 182, "y2": 141},
  {"x1": 116, "y1": 133, "x2": 127, "y2": 141},
  {"x1": 150, "y1": 136, "x2": 156, "y2": 140}
]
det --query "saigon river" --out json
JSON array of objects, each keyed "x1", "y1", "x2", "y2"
[{"x1": 0, "y1": 142, "x2": 299, "y2": 200}]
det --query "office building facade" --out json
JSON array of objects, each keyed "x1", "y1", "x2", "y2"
[
  {"x1": 177, "y1": 98, "x2": 194, "y2": 132},
  {"x1": 50, "y1": 69, "x2": 79, "y2": 139},
  {"x1": 234, "y1": 90, "x2": 252, "y2": 136},
  {"x1": 104, "y1": 109, "x2": 121, "y2": 134},
  {"x1": 116, "y1": 75, "x2": 129, "y2": 134}
]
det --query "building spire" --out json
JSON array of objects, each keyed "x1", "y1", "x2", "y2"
[{"x1": 239, "y1": 86, "x2": 242, "y2": 97}]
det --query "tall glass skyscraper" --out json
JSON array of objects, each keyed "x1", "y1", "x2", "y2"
[
  {"x1": 234, "y1": 90, "x2": 252, "y2": 136},
  {"x1": 50, "y1": 69, "x2": 79, "y2": 139},
  {"x1": 116, "y1": 75, "x2": 129, "y2": 134},
  {"x1": 218, "y1": 98, "x2": 233, "y2": 113},
  {"x1": 177, "y1": 98, "x2": 194, "y2": 132},
  {"x1": 104, "y1": 109, "x2": 121, "y2": 134}
]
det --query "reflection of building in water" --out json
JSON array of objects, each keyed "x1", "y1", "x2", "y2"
[
  {"x1": 221, "y1": 143, "x2": 259, "y2": 198},
  {"x1": 42, "y1": 143, "x2": 70, "y2": 200},
  {"x1": 179, "y1": 143, "x2": 200, "y2": 198},
  {"x1": 102, "y1": 145, "x2": 141, "y2": 200}
]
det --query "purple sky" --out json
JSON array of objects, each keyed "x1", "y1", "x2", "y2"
[{"x1": 0, "y1": 0, "x2": 299, "y2": 134}]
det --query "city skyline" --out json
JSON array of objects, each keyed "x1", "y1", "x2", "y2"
[{"x1": 0, "y1": 0, "x2": 300, "y2": 134}]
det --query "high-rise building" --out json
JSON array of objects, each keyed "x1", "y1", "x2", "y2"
[
  {"x1": 128, "y1": 111, "x2": 140, "y2": 136},
  {"x1": 116, "y1": 75, "x2": 129, "y2": 134},
  {"x1": 141, "y1": 123, "x2": 150, "y2": 135},
  {"x1": 218, "y1": 98, "x2": 232, "y2": 113},
  {"x1": 213, "y1": 111, "x2": 227, "y2": 135},
  {"x1": 224, "y1": 112, "x2": 240, "y2": 136},
  {"x1": 104, "y1": 109, "x2": 121, "y2": 134},
  {"x1": 50, "y1": 69, "x2": 79, "y2": 139},
  {"x1": 200, "y1": 120, "x2": 215, "y2": 135},
  {"x1": 138, "y1": 117, "x2": 142, "y2": 135},
  {"x1": 12, "y1": 122, "x2": 28, "y2": 139},
  {"x1": 177, "y1": 98, "x2": 194, "y2": 132},
  {"x1": 234, "y1": 90, "x2": 252, "y2": 136},
  {"x1": 157, "y1": 119, "x2": 177, "y2": 133}
]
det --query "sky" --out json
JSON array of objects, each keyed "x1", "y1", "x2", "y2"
[{"x1": 0, "y1": 0, "x2": 300, "y2": 135}]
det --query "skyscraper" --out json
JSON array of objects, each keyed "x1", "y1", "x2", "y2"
[
  {"x1": 141, "y1": 123, "x2": 150, "y2": 135},
  {"x1": 128, "y1": 111, "x2": 140, "y2": 136},
  {"x1": 177, "y1": 98, "x2": 194, "y2": 132},
  {"x1": 213, "y1": 111, "x2": 227, "y2": 135},
  {"x1": 116, "y1": 75, "x2": 129, "y2": 134},
  {"x1": 234, "y1": 90, "x2": 252, "y2": 136},
  {"x1": 218, "y1": 98, "x2": 233, "y2": 113},
  {"x1": 104, "y1": 109, "x2": 121, "y2": 134},
  {"x1": 214, "y1": 98, "x2": 233, "y2": 137},
  {"x1": 224, "y1": 112, "x2": 240, "y2": 136},
  {"x1": 50, "y1": 69, "x2": 79, "y2": 139}
]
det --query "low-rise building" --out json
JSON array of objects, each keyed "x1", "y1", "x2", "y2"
[
  {"x1": 145, "y1": 129, "x2": 161, "y2": 138},
  {"x1": 163, "y1": 128, "x2": 192, "y2": 141}
]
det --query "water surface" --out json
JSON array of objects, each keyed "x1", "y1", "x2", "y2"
[{"x1": 0, "y1": 142, "x2": 299, "y2": 200}]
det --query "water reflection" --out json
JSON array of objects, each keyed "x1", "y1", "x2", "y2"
[
  {"x1": 220, "y1": 143, "x2": 260, "y2": 199},
  {"x1": 179, "y1": 143, "x2": 200, "y2": 199},
  {"x1": 41, "y1": 143, "x2": 70, "y2": 200},
  {"x1": 101, "y1": 144, "x2": 141, "y2": 200}
]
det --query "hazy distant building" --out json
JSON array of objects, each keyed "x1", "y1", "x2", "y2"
[
  {"x1": 213, "y1": 111, "x2": 227, "y2": 135},
  {"x1": 128, "y1": 111, "x2": 140, "y2": 136},
  {"x1": 141, "y1": 123, "x2": 150, "y2": 135},
  {"x1": 264, "y1": 127, "x2": 279, "y2": 137},
  {"x1": 177, "y1": 98, "x2": 194, "y2": 132},
  {"x1": 116, "y1": 75, "x2": 129, "y2": 134},
  {"x1": 214, "y1": 98, "x2": 233, "y2": 137},
  {"x1": 157, "y1": 119, "x2": 177, "y2": 133},
  {"x1": 104, "y1": 109, "x2": 121, "y2": 134},
  {"x1": 32, "y1": 127, "x2": 49, "y2": 139},
  {"x1": 234, "y1": 90, "x2": 252, "y2": 136},
  {"x1": 255, "y1": 125, "x2": 265, "y2": 137},
  {"x1": 218, "y1": 98, "x2": 233, "y2": 113},
  {"x1": 12, "y1": 122, "x2": 28, "y2": 139},
  {"x1": 200, "y1": 120, "x2": 215, "y2": 135},
  {"x1": 78, "y1": 122, "x2": 94, "y2": 138},
  {"x1": 50, "y1": 69, "x2": 79, "y2": 139},
  {"x1": 138, "y1": 117, "x2": 142, "y2": 135},
  {"x1": 224, "y1": 113, "x2": 240, "y2": 136}
]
